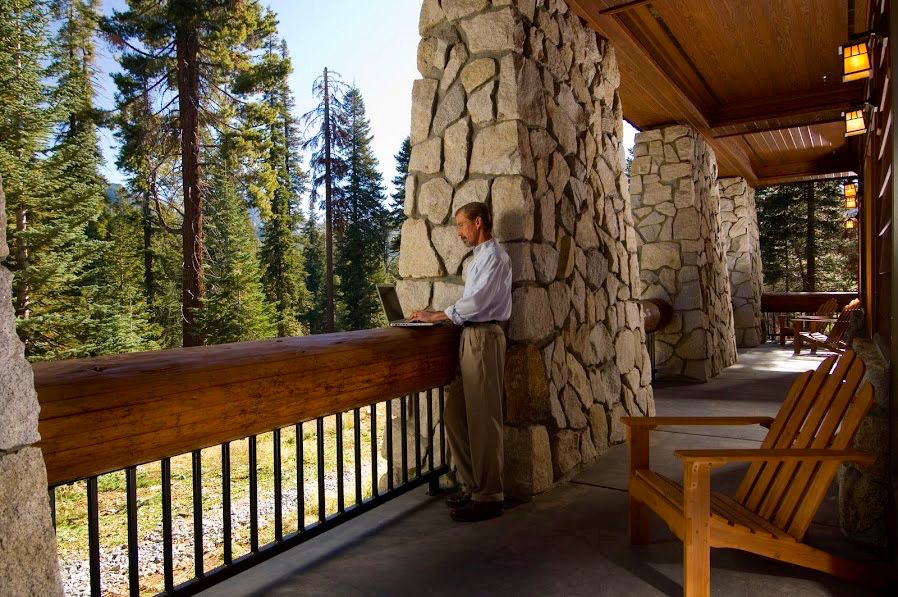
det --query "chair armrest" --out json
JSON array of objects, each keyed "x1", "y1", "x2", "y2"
[
  {"x1": 621, "y1": 416, "x2": 774, "y2": 428},
  {"x1": 675, "y1": 448, "x2": 875, "y2": 467}
]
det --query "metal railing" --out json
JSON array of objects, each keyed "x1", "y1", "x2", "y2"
[{"x1": 34, "y1": 327, "x2": 459, "y2": 596}]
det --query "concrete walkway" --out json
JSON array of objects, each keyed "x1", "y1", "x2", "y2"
[{"x1": 202, "y1": 345, "x2": 884, "y2": 596}]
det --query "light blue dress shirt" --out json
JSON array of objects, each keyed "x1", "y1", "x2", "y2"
[{"x1": 444, "y1": 238, "x2": 512, "y2": 325}]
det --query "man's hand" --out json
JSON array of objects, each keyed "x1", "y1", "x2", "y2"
[{"x1": 409, "y1": 310, "x2": 450, "y2": 323}]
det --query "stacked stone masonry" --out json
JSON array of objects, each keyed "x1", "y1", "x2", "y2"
[
  {"x1": 718, "y1": 177, "x2": 764, "y2": 348},
  {"x1": 398, "y1": 0, "x2": 654, "y2": 497},
  {"x1": 0, "y1": 174, "x2": 64, "y2": 594},
  {"x1": 630, "y1": 125, "x2": 737, "y2": 381}
]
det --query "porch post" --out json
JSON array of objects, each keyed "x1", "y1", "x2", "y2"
[
  {"x1": 719, "y1": 177, "x2": 764, "y2": 347},
  {"x1": 0, "y1": 174, "x2": 63, "y2": 593},
  {"x1": 396, "y1": 0, "x2": 654, "y2": 497},
  {"x1": 630, "y1": 125, "x2": 737, "y2": 381}
]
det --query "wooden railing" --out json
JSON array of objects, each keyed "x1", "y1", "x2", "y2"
[
  {"x1": 760, "y1": 292, "x2": 858, "y2": 343},
  {"x1": 34, "y1": 326, "x2": 459, "y2": 487}
]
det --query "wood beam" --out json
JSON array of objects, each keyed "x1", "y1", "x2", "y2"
[
  {"x1": 755, "y1": 150, "x2": 858, "y2": 186},
  {"x1": 710, "y1": 82, "x2": 866, "y2": 138},
  {"x1": 600, "y1": 0, "x2": 652, "y2": 16}
]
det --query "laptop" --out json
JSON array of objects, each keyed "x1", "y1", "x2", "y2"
[{"x1": 376, "y1": 284, "x2": 441, "y2": 327}]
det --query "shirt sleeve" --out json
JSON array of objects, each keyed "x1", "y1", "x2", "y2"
[{"x1": 444, "y1": 254, "x2": 505, "y2": 325}]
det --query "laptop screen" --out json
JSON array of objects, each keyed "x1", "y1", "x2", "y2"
[{"x1": 376, "y1": 285, "x2": 405, "y2": 322}]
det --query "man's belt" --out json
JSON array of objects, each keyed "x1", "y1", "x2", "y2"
[{"x1": 463, "y1": 320, "x2": 501, "y2": 327}]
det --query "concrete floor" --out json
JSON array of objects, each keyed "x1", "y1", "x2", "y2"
[{"x1": 202, "y1": 345, "x2": 885, "y2": 596}]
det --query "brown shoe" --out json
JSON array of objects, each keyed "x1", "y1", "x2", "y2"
[
  {"x1": 445, "y1": 491, "x2": 471, "y2": 509},
  {"x1": 449, "y1": 500, "x2": 502, "y2": 522}
]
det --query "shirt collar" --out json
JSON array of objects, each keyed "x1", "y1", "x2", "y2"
[{"x1": 473, "y1": 238, "x2": 496, "y2": 256}]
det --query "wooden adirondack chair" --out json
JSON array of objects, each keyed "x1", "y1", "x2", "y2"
[
  {"x1": 797, "y1": 298, "x2": 862, "y2": 355},
  {"x1": 780, "y1": 297, "x2": 838, "y2": 345},
  {"x1": 622, "y1": 350, "x2": 881, "y2": 596}
]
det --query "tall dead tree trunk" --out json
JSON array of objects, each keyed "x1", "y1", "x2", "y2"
[
  {"x1": 176, "y1": 21, "x2": 204, "y2": 347},
  {"x1": 323, "y1": 67, "x2": 335, "y2": 333},
  {"x1": 805, "y1": 182, "x2": 816, "y2": 291}
]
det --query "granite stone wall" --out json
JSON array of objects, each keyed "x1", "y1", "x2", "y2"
[
  {"x1": 719, "y1": 177, "x2": 764, "y2": 347},
  {"x1": 630, "y1": 125, "x2": 737, "y2": 381},
  {"x1": 398, "y1": 0, "x2": 653, "y2": 496},
  {"x1": 0, "y1": 174, "x2": 63, "y2": 594}
]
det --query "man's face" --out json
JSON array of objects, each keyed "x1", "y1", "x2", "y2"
[{"x1": 455, "y1": 212, "x2": 480, "y2": 247}]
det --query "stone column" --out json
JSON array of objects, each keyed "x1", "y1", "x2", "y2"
[
  {"x1": 399, "y1": 0, "x2": 654, "y2": 497},
  {"x1": 0, "y1": 174, "x2": 63, "y2": 594},
  {"x1": 630, "y1": 125, "x2": 737, "y2": 381},
  {"x1": 719, "y1": 177, "x2": 764, "y2": 347}
]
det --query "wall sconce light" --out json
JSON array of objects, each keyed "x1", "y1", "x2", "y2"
[
  {"x1": 844, "y1": 218, "x2": 858, "y2": 231},
  {"x1": 843, "y1": 181, "x2": 858, "y2": 208},
  {"x1": 840, "y1": 40, "x2": 872, "y2": 82},
  {"x1": 844, "y1": 108, "x2": 868, "y2": 137}
]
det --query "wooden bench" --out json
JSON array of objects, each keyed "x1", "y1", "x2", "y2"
[
  {"x1": 622, "y1": 350, "x2": 883, "y2": 596},
  {"x1": 796, "y1": 298, "x2": 861, "y2": 355}
]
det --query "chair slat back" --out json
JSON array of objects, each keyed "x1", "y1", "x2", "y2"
[
  {"x1": 823, "y1": 299, "x2": 861, "y2": 345},
  {"x1": 809, "y1": 298, "x2": 839, "y2": 333},
  {"x1": 734, "y1": 350, "x2": 873, "y2": 540}
]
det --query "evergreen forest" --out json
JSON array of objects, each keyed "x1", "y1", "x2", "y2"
[
  {"x1": 756, "y1": 180, "x2": 859, "y2": 292},
  {"x1": 1, "y1": 0, "x2": 406, "y2": 360}
]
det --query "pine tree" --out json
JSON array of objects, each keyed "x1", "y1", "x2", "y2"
[
  {"x1": 198, "y1": 143, "x2": 275, "y2": 344},
  {"x1": 300, "y1": 210, "x2": 327, "y2": 334},
  {"x1": 103, "y1": 0, "x2": 280, "y2": 346},
  {"x1": 335, "y1": 87, "x2": 389, "y2": 331},
  {"x1": 386, "y1": 136, "x2": 410, "y2": 268},
  {"x1": 301, "y1": 67, "x2": 351, "y2": 332},
  {"x1": 0, "y1": 0, "x2": 53, "y2": 353},
  {"x1": 85, "y1": 187, "x2": 162, "y2": 355},
  {"x1": 260, "y1": 39, "x2": 306, "y2": 337}
]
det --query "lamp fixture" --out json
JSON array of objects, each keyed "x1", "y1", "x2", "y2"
[
  {"x1": 844, "y1": 108, "x2": 868, "y2": 137},
  {"x1": 840, "y1": 40, "x2": 872, "y2": 82},
  {"x1": 843, "y1": 181, "x2": 858, "y2": 208},
  {"x1": 844, "y1": 218, "x2": 858, "y2": 231}
]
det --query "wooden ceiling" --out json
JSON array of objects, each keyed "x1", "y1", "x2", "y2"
[{"x1": 566, "y1": 0, "x2": 870, "y2": 187}]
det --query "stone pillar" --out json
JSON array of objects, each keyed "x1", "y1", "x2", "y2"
[
  {"x1": 0, "y1": 174, "x2": 63, "y2": 594},
  {"x1": 719, "y1": 177, "x2": 764, "y2": 347},
  {"x1": 399, "y1": 0, "x2": 654, "y2": 497},
  {"x1": 631, "y1": 125, "x2": 737, "y2": 381}
]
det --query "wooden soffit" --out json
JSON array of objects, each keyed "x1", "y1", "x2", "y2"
[{"x1": 567, "y1": 0, "x2": 870, "y2": 187}]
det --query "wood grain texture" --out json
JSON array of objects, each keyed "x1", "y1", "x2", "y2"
[{"x1": 35, "y1": 326, "x2": 460, "y2": 485}]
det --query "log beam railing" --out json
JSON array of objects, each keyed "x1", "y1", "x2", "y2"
[{"x1": 34, "y1": 326, "x2": 460, "y2": 487}]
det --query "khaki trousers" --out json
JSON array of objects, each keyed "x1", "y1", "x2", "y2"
[{"x1": 444, "y1": 323, "x2": 506, "y2": 503}]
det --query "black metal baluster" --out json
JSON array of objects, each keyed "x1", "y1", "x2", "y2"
[
  {"x1": 427, "y1": 389, "x2": 434, "y2": 472},
  {"x1": 87, "y1": 477, "x2": 100, "y2": 597},
  {"x1": 274, "y1": 428, "x2": 283, "y2": 541},
  {"x1": 192, "y1": 450, "x2": 204, "y2": 578},
  {"x1": 386, "y1": 399, "x2": 394, "y2": 491},
  {"x1": 161, "y1": 459, "x2": 173, "y2": 592},
  {"x1": 126, "y1": 467, "x2": 139, "y2": 596},
  {"x1": 414, "y1": 392, "x2": 422, "y2": 478},
  {"x1": 400, "y1": 396, "x2": 408, "y2": 484},
  {"x1": 439, "y1": 387, "x2": 446, "y2": 467},
  {"x1": 222, "y1": 443, "x2": 232, "y2": 565},
  {"x1": 370, "y1": 404, "x2": 378, "y2": 498},
  {"x1": 316, "y1": 417, "x2": 325, "y2": 522},
  {"x1": 48, "y1": 488, "x2": 56, "y2": 530},
  {"x1": 336, "y1": 413, "x2": 344, "y2": 513},
  {"x1": 249, "y1": 435, "x2": 259, "y2": 553},
  {"x1": 296, "y1": 422, "x2": 304, "y2": 531},
  {"x1": 354, "y1": 408, "x2": 362, "y2": 505}
]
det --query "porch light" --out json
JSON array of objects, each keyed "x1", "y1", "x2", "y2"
[
  {"x1": 841, "y1": 40, "x2": 872, "y2": 82},
  {"x1": 843, "y1": 181, "x2": 858, "y2": 208},
  {"x1": 844, "y1": 109, "x2": 867, "y2": 137},
  {"x1": 844, "y1": 218, "x2": 858, "y2": 230}
]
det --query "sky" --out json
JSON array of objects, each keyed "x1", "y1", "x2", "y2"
[{"x1": 95, "y1": 1, "x2": 635, "y2": 195}]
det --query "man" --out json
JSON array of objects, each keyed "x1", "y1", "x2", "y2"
[{"x1": 410, "y1": 202, "x2": 512, "y2": 522}]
